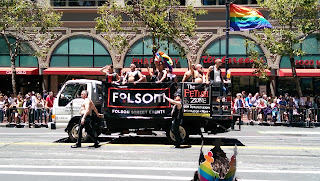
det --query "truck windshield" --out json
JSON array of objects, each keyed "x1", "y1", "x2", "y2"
[{"x1": 58, "y1": 83, "x2": 87, "y2": 106}]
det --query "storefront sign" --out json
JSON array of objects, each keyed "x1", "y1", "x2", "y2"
[
  {"x1": 132, "y1": 57, "x2": 180, "y2": 65},
  {"x1": 295, "y1": 60, "x2": 320, "y2": 66},
  {"x1": 202, "y1": 56, "x2": 258, "y2": 64},
  {"x1": 201, "y1": 55, "x2": 265, "y2": 68},
  {"x1": 5, "y1": 70, "x2": 27, "y2": 75}
]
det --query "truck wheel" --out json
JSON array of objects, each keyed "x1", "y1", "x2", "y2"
[
  {"x1": 166, "y1": 126, "x2": 189, "y2": 144},
  {"x1": 68, "y1": 123, "x2": 91, "y2": 143}
]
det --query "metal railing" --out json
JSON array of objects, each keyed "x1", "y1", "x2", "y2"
[
  {"x1": 235, "y1": 107, "x2": 320, "y2": 123},
  {"x1": 0, "y1": 108, "x2": 53, "y2": 126}
]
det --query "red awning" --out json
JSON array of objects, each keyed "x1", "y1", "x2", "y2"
[
  {"x1": 0, "y1": 67, "x2": 39, "y2": 75},
  {"x1": 43, "y1": 67, "x2": 103, "y2": 75},
  {"x1": 229, "y1": 68, "x2": 270, "y2": 76},
  {"x1": 279, "y1": 69, "x2": 320, "y2": 77}
]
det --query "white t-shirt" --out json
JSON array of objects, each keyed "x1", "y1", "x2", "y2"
[
  {"x1": 35, "y1": 99, "x2": 44, "y2": 109},
  {"x1": 0, "y1": 101, "x2": 4, "y2": 109},
  {"x1": 213, "y1": 66, "x2": 221, "y2": 83},
  {"x1": 31, "y1": 95, "x2": 37, "y2": 109}
]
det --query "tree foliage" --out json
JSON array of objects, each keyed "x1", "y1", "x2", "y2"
[
  {"x1": 245, "y1": 39, "x2": 270, "y2": 81},
  {"x1": 254, "y1": 0, "x2": 320, "y2": 97},
  {"x1": 95, "y1": 0, "x2": 206, "y2": 59},
  {"x1": 0, "y1": 0, "x2": 62, "y2": 95}
]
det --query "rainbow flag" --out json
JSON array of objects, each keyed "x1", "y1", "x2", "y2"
[
  {"x1": 158, "y1": 51, "x2": 173, "y2": 70},
  {"x1": 230, "y1": 3, "x2": 272, "y2": 31},
  {"x1": 154, "y1": 52, "x2": 160, "y2": 62}
]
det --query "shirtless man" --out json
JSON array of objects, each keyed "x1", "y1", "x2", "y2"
[
  {"x1": 122, "y1": 63, "x2": 145, "y2": 84},
  {"x1": 71, "y1": 90, "x2": 103, "y2": 148},
  {"x1": 100, "y1": 65, "x2": 120, "y2": 84},
  {"x1": 194, "y1": 64, "x2": 206, "y2": 83},
  {"x1": 182, "y1": 63, "x2": 196, "y2": 82}
]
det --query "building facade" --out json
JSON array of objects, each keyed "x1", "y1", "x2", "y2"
[{"x1": 1, "y1": 0, "x2": 320, "y2": 97}]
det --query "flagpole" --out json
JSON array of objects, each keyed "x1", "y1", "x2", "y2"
[
  {"x1": 219, "y1": 0, "x2": 230, "y2": 115},
  {"x1": 225, "y1": 0, "x2": 230, "y2": 77}
]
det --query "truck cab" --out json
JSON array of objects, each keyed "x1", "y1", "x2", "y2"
[{"x1": 52, "y1": 79, "x2": 102, "y2": 141}]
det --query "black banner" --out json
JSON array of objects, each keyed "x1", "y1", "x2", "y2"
[
  {"x1": 182, "y1": 83, "x2": 211, "y2": 117},
  {"x1": 103, "y1": 83, "x2": 176, "y2": 118}
]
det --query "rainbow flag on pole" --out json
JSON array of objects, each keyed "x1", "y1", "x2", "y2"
[
  {"x1": 158, "y1": 51, "x2": 173, "y2": 70},
  {"x1": 230, "y1": 3, "x2": 272, "y2": 31}
]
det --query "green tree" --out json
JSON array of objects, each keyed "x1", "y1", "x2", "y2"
[
  {"x1": 95, "y1": 0, "x2": 206, "y2": 67},
  {"x1": 0, "y1": 0, "x2": 62, "y2": 96},
  {"x1": 245, "y1": 39, "x2": 271, "y2": 82},
  {"x1": 254, "y1": 0, "x2": 320, "y2": 97}
]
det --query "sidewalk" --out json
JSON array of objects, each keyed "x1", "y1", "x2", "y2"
[
  {"x1": 0, "y1": 123, "x2": 48, "y2": 128},
  {"x1": 237, "y1": 116, "x2": 320, "y2": 127}
]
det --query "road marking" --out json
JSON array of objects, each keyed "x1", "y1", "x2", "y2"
[
  {"x1": 258, "y1": 131, "x2": 320, "y2": 135},
  {"x1": 0, "y1": 158, "x2": 195, "y2": 164},
  {"x1": 237, "y1": 169, "x2": 320, "y2": 174},
  {"x1": 0, "y1": 142, "x2": 320, "y2": 150},
  {"x1": 238, "y1": 146, "x2": 320, "y2": 150},
  {"x1": 0, "y1": 165, "x2": 196, "y2": 171},
  {"x1": 0, "y1": 166, "x2": 319, "y2": 178},
  {"x1": 239, "y1": 180, "x2": 284, "y2": 181},
  {"x1": 0, "y1": 133, "x2": 66, "y2": 135},
  {"x1": 0, "y1": 170, "x2": 192, "y2": 180}
]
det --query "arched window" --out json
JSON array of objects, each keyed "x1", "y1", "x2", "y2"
[
  {"x1": 50, "y1": 36, "x2": 112, "y2": 67},
  {"x1": 201, "y1": 35, "x2": 265, "y2": 68},
  {"x1": 0, "y1": 37, "x2": 38, "y2": 67},
  {"x1": 124, "y1": 37, "x2": 188, "y2": 68}
]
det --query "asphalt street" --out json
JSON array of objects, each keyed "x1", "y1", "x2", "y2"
[{"x1": 0, "y1": 125, "x2": 319, "y2": 181}]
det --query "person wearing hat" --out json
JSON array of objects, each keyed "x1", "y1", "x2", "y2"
[{"x1": 163, "y1": 92, "x2": 183, "y2": 148}]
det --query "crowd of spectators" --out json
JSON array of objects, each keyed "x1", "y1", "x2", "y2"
[
  {"x1": 0, "y1": 91, "x2": 55, "y2": 126},
  {"x1": 233, "y1": 91, "x2": 320, "y2": 124}
]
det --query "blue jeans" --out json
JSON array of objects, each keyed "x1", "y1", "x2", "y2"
[
  {"x1": 171, "y1": 118, "x2": 182, "y2": 146},
  {"x1": 35, "y1": 109, "x2": 43, "y2": 123},
  {"x1": 0, "y1": 109, "x2": 3, "y2": 123}
]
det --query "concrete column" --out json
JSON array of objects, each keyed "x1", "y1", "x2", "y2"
[
  {"x1": 50, "y1": 75, "x2": 59, "y2": 94},
  {"x1": 42, "y1": 75, "x2": 49, "y2": 92},
  {"x1": 186, "y1": 0, "x2": 202, "y2": 7},
  {"x1": 269, "y1": 69, "x2": 277, "y2": 97}
]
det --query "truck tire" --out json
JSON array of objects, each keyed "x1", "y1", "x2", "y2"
[
  {"x1": 166, "y1": 126, "x2": 189, "y2": 144},
  {"x1": 68, "y1": 123, "x2": 91, "y2": 143}
]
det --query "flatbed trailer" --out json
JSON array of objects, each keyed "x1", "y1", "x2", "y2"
[{"x1": 101, "y1": 81, "x2": 236, "y2": 143}]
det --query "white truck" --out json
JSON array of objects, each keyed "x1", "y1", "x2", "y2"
[
  {"x1": 52, "y1": 79, "x2": 236, "y2": 143},
  {"x1": 52, "y1": 79, "x2": 103, "y2": 142}
]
